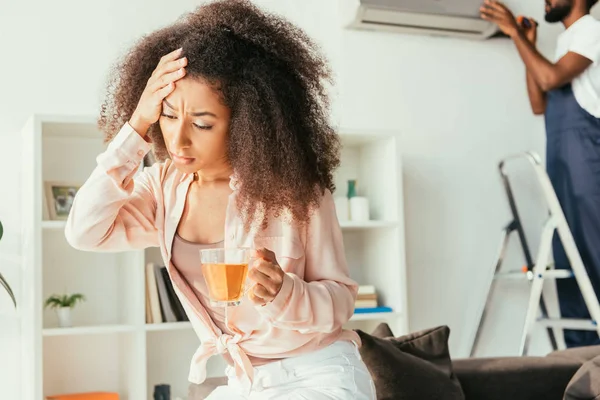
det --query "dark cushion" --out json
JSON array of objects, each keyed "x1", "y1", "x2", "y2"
[
  {"x1": 453, "y1": 356, "x2": 581, "y2": 400},
  {"x1": 371, "y1": 322, "x2": 394, "y2": 338},
  {"x1": 564, "y1": 355, "x2": 600, "y2": 400},
  {"x1": 356, "y1": 324, "x2": 465, "y2": 400}
]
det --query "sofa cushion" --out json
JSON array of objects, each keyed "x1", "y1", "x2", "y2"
[
  {"x1": 371, "y1": 321, "x2": 394, "y2": 338},
  {"x1": 356, "y1": 325, "x2": 465, "y2": 400},
  {"x1": 547, "y1": 345, "x2": 600, "y2": 364},
  {"x1": 563, "y1": 354, "x2": 600, "y2": 400},
  {"x1": 453, "y1": 356, "x2": 581, "y2": 400}
]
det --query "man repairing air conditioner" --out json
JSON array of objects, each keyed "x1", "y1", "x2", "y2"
[{"x1": 481, "y1": 0, "x2": 600, "y2": 347}]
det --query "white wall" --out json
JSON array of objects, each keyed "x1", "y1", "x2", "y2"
[
  {"x1": 337, "y1": 2, "x2": 565, "y2": 359},
  {"x1": 1, "y1": 0, "x2": 592, "y2": 397}
]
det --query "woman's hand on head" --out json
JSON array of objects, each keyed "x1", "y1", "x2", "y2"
[
  {"x1": 248, "y1": 248, "x2": 285, "y2": 306},
  {"x1": 129, "y1": 47, "x2": 187, "y2": 136}
]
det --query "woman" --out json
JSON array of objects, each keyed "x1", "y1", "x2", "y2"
[{"x1": 65, "y1": 0, "x2": 376, "y2": 398}]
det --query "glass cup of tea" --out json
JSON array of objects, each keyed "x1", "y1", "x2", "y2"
[{"x1": 199, "y1": 248, "x2": 255, "y2": 307}]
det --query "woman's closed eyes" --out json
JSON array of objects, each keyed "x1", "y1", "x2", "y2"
[{"x1": 160, "y1": 112, "x2": 213, "y2": 130}]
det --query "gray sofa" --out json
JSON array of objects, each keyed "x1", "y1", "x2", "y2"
[
  {"x1": 189, "y1": 326, "x2": 600, "y2": 399},
  {"x1": 454, "y1": 345, "x2": 600, "y2": 400}
]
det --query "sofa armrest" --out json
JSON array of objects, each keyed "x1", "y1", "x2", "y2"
[
  {"x1": 546, "y1": 345, "x2": 600, "y2": 364},
  {"x1": 453, "y1": 356, "x2": 580, "y2": 400},
  {"x1": 188, "y1": 377, "x2": 227, "y2": 400}
]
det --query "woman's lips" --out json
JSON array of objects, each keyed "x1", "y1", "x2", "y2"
[{"x1": 171, "y1": 154, "x2": 196, "y2": 164}]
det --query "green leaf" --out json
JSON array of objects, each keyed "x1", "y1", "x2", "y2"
[
  {"x1": 66, "y1": 293, "x2": 86, "y2": 308},
  {"x1": 44, "y1": 293, "x2": 86, "y2": 309},
  {"x1": 44, "y1": 295, "x2": 63, "y2": 309}
]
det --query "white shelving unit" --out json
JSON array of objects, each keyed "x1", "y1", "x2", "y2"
[{"x1": 20, "y1": 114, "x2": 407, "y2": 400}]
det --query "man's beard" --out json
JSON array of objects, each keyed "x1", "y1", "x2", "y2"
[{"x1": 545, "y1": 1, "x2": 572, "y2": 23}]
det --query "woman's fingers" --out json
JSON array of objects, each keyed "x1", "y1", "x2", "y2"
[
  {"x1": 150, "y1": 66, "x2": 187, "y2": 92},
  {"x1": 253, "y1": 284, "x2": 274, "y2": 301},
  {"x1": 150, "y1": 57, "x2": 187, "y2": 86},
  {"x1": 249, "y1": 267, "x2": 277, "y2": 292},
  {"x1": 248, "y1": 289, "x2": 267, "y2": 305},
  {"x1": 158, "y1": 56, "x2": 188, "y2": 78},
  {"x1": 156, "y1": 47, "x2": 184, "y2": 70},
  {"x1": 154, "y1": 82, "x2": 176, "y2": 101}
]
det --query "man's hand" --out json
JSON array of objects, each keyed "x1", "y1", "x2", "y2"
[
  {"x1": 480, "y1": 0, "x2": 519, "y2": 38},
  {"x1": 517, "y1": 16, "x2": 538, "y2": 44}
]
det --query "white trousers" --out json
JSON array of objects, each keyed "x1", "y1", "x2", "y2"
[{"x1": 205, "y1": 341, "x2": 376, "y2": 400}]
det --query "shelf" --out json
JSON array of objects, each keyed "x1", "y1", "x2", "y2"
[
  {"x1": 340, "y1": 220, "x2": 398, "y2": 230},
  {"x1": 43, "y1": 324, "x2": 136, "y2": 337},
  {"x1": 350, "y1": 311, "x2": 402, "y2": 321},
  {"x1": 42, "y1": 220, "x2": 66, "y2": 230},
  {"x1": 145, "y1": 322, "x2": 192, "y2": 332},
  {"x1": 21, "y1": 115, "x2": 406, "y2": 400},
  {"x1": 144, "y1": 314, "x2": 400, "y2": 330},
  {"x1": 38, "y1": 115, "x2": 100, "y2": 139},
  {"x1": 338, "y1": 131, "x2": 395, "y2": 147}
]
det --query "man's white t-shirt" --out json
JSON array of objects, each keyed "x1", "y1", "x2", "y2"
[{"x1": 554, "y1": 14, "x2": 600, "y2": 118}]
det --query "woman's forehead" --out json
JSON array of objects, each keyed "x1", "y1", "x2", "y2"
[{"x1": 165, "y1": 77, "x2": 227, "y2": 113}]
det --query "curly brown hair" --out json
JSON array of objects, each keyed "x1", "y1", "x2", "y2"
[{"x1": 99, "y1": 0, "x2": 340, "y2": 229}]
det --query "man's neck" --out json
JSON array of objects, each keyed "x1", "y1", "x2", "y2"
[{"x1": 562, "y1": 8, "x2": 589, "y2": 29}]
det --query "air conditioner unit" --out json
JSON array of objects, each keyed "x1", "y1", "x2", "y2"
[{"x1": 342, "y1": 0, "x2": 500, "y2": 40}]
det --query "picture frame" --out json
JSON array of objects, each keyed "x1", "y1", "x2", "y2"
[
  {"x1": 42, "y1": 186, "x2": 49, "y2": 220},
  {"x1": 44, "y1": 181, "x2": 82, "y2": 221}
]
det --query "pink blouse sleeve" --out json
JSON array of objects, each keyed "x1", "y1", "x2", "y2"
[
  {"x1": 65, "y1": 123, "x2": 160, "y2": 252},
  {"x1": 257, "y1": 190, "x2": 358, "y2": 333}
]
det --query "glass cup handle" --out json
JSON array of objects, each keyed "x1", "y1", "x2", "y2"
[
  {"x1": 242, "y1": 282, "x2": 256, "y2": 297},
  {"x1": 242, "y1": 256, "x2": 258, "y2": 297}
]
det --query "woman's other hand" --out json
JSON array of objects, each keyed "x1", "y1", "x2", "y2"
[{"x1": 129, "y1": 47, "x2": 187, "y2": 136}]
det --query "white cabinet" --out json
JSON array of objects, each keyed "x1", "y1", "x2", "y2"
[{"x1": 19, "y1": 114, "x2": 407, "y2": 399}]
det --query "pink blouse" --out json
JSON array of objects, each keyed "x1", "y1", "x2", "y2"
[
  {"x1": 64, "y1": 122, "x2": 360, "y2": 392},
  {"x1": 170, "y1": 234, "x2": 230, "y2": 335}
]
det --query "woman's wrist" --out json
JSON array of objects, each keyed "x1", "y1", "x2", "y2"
[{"x1": 129, "y1": 114, "x2": 152, "y2": 137}]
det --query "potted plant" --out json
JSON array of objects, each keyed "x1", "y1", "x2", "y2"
[
  {"x1": 0, "y1": 220, "x2": 17, "y2": 308},
  {"x1": 44, "y1": 293, "x2": 86, "y2": 328}
]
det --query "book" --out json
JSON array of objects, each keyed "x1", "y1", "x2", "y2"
[
  {"x1": 145, "y1": 281, "x2": 152, "y2": 323},
  {"x1": 160, "y1": 266, "x2": 189, "y2": 322},
  {"x1": 146, "y1": 263, "x2": 163, "y2": 323},
  {"x1": 356, "y1": 293, "x2": 377, "y2": 301},
  {"x1": 354, "y1": 306, "x2": 393, "y2": 314},
  {"x1": 356, "y1": 285, "x2": 378, "y2": 308},
  {"x1": 153, "y1": 264, "x2": 178, "y2": 322},
  {"x1": 357, "y1": 285, "x2": 376, "y2": 295},
  {"x1": 46, "y1": 392, "x2": 119, "y2": 400},
  {"x1": 355, "y1": 299, "x2": 378, "y2": 308}
]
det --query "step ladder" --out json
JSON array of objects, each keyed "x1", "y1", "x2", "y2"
[{"x1": 470, "y1": 151, "x2": 600, "y2": 357}]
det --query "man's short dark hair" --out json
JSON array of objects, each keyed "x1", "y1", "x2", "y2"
[{"x1": 588, "y1": 0, "x2": 598, "y2": 11}]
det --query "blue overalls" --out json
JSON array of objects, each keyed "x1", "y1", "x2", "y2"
[{"x1": 545, "y1": 84, "x2": 600, "y2": 347}]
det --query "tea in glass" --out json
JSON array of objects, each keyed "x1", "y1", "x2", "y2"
[{"x1": 199, "y1": 248, "x2": 253, "y2": 307}]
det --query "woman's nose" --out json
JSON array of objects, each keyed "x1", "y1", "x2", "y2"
[{"x1": 170, "y1": 122, "x2": 191, "y2": 149}]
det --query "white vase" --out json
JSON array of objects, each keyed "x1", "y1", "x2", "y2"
[
  {"x1": 350, "y1": 196, "x2": 370, "y2": 221},
  {"x1": 56, "y1": 307, "x2": 72, "y2": 328}
]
